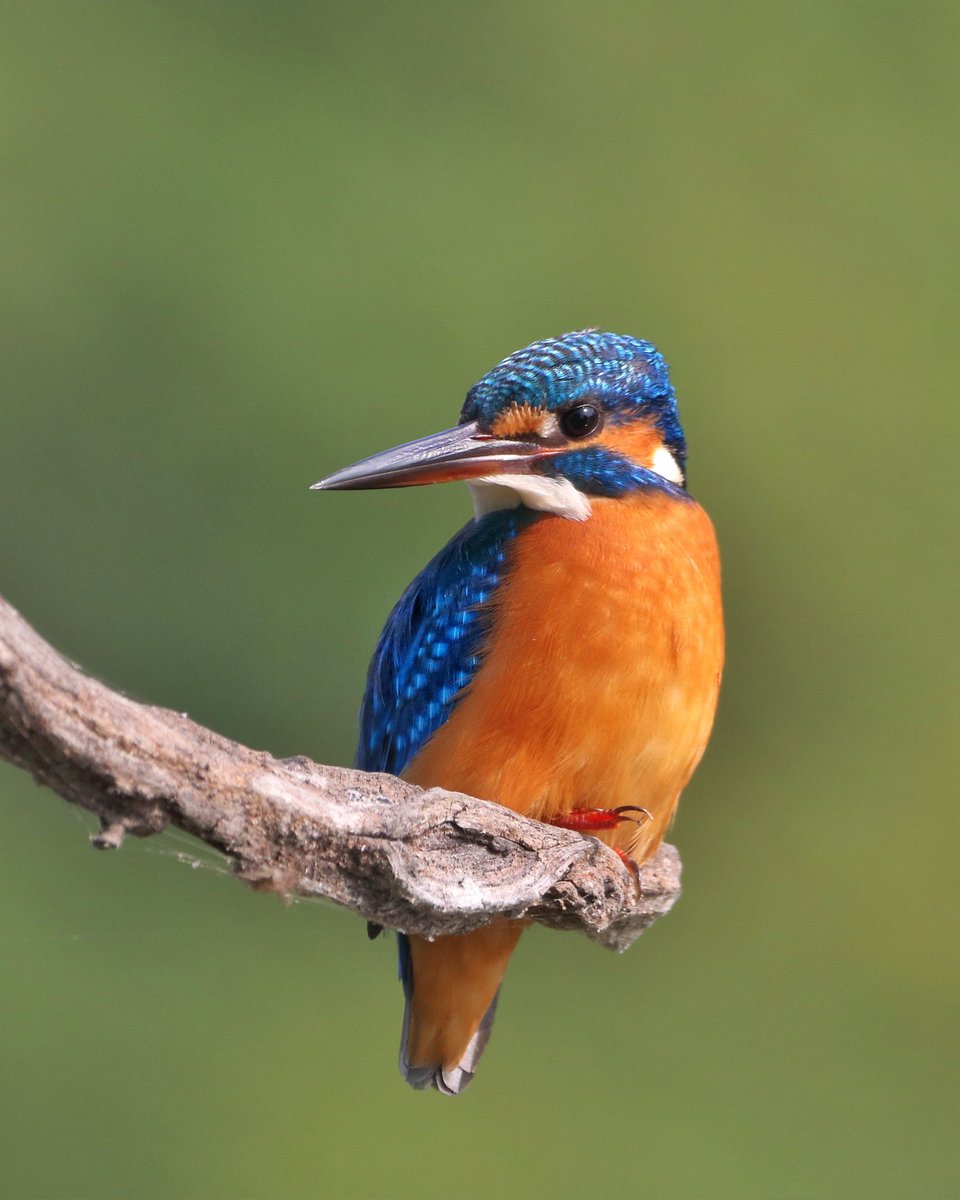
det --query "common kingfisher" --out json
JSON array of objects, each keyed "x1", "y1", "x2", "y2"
[{"x1": 313, "y1": 331, "x2": 723, "y2": 1094}]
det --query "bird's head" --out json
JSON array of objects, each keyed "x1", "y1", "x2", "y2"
[{"x1": 313, "y1": 331, "x2": 687, "y2": 521}]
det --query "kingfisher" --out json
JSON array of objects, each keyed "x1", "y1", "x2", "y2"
[{"x1": 313, "y1": 330, "x2": 723, "y2": 1094}]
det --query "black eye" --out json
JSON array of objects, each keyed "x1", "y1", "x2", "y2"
[{"x1": 560, "y1": 403, "x2": 602, "y2": 439}]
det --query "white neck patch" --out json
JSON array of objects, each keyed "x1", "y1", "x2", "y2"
[
  {"x1": 652, "y1": 445, "x2": 684, "y2": 485},
  {"x1": 468, "y1": 475, "x2": 592, "y2": 522}
]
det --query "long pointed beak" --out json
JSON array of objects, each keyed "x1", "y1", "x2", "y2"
[{"x1": 311, "y1": 420, "x2": 555, "y2": 491}]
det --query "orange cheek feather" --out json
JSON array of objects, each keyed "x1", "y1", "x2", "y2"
[{"x1": 592, "y1": 418, "x2": 666, "y2": 471}]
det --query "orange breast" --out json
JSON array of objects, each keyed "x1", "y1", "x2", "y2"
[{"x1": 403, "y1": 489, "x2": 723, "y2": 862}]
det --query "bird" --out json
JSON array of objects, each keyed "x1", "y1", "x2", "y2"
[{"x1": 313, "y1": 330, "x2": 723, "y2": 1094}]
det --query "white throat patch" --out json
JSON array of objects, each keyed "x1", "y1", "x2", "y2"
[{"x1": 468, "y1": 475, "x2": 592, "y2": 522}]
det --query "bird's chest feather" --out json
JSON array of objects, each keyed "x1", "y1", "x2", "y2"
[{"x1": 403, "y1": 490, "x2": 723, "y2": 845}]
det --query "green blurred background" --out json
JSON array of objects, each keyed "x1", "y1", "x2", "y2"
[{"x1": 1, "y1": 3, "x2": 957, "y2": 1197}]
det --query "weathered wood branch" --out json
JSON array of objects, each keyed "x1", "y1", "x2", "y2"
[{"x1": 0, "y1": 595, "x2": 680, "y2": 952}]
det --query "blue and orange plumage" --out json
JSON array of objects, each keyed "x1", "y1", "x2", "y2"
[{"x1": 314, "y1": 331, "x2": 723, "y2": 1093}]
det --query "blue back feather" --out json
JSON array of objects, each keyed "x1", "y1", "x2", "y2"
[{"x1": 356, "y1": 507, "x2": 534, "y2": 776}]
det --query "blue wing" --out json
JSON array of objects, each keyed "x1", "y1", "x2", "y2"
[{"x1": 356, "y1": 507, "x2": 531, "y2": 776}]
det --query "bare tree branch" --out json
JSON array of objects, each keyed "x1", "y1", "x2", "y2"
[{"x1": 0, "y1": 595, "x2": 680, "y2": 952}]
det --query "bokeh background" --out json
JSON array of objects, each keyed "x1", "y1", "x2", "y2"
[{"x1": 1, "y1": 4, "x2": 957, "y2": 1198}]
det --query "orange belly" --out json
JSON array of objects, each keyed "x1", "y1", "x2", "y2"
[{"x1": 404, "y1": 488, "x2": 724, "y2": 861}]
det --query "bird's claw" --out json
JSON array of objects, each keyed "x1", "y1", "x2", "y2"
[
  {"x1": 611, "y1": 805, "x2": 653, "y2": 826},
  {"x1": 614, "y1": 847, "x2": 644, "y2": 894}
]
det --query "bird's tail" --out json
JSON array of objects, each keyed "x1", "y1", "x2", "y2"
[{"x1": 397, "y1": 924, "x2": 524, "y2": 1095}]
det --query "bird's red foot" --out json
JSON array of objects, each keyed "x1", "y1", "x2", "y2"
[
  {"x1": 550, "y1": 809, "x2": 648, "y2": 892},
  {"x1": 549, "y1": 805, "x2": 653, "y2": 832}
]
